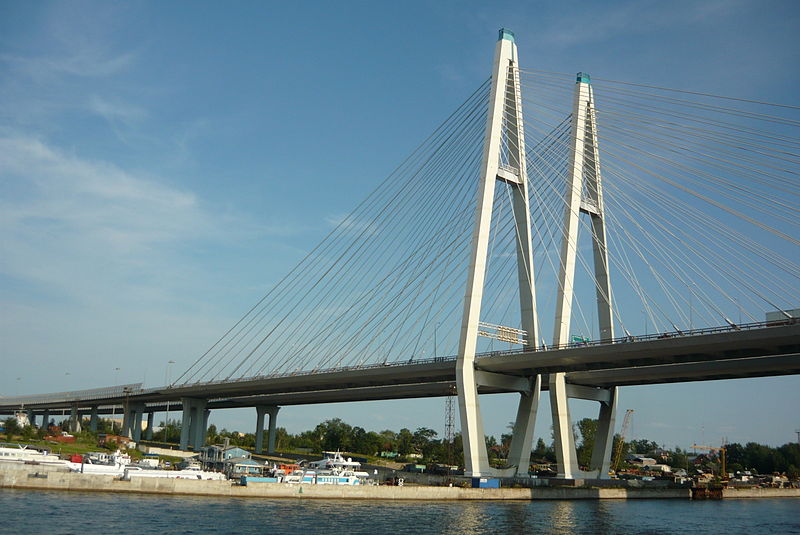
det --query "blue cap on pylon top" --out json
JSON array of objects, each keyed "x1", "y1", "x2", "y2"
[
  {"x1": 576, "y1": 72, "x2": 591, "y2": 84},
  {"x1": 499, "y1": 28, "x2": 515, "y2": 42}
]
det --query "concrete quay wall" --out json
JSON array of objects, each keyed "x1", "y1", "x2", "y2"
[
  {"x1": 722, "y1": 487, "x2": 800, "y2": 499},
  {"x1": 0, "y1": 465, "x2": 690, "y2": 501}
]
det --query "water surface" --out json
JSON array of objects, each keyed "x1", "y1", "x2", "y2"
[{"x1": 1, "y1": 489, "x2": 798, "y2": 534}]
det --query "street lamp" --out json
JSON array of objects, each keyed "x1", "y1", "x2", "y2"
[
  {"x1": 434, "y1": 323, "x2": 440, "y2": 358},
  {"x1": 164, "y1": 360, "x2": 175, "y2": 443},
  {"x1": 111, "y1": 368, "x2": 121, "y2": 434}
]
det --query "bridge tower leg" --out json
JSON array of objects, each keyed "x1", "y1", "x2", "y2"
[
  {"x1": 551, "y1": 72, "x2": 617, "y2": 480},
  {"x1": 457, "y1": 28, "x2": 540, "y2": 478}
]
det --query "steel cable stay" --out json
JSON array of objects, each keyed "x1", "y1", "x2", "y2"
[
  {"x1": 176, "y1": 80, "x2": 492, "y2": 384},
  {"x1": 222, "y1": 92, "x2": 488, "y2": 373},
  {"x1": 253, "y1": 105, "x2": 488, "y2": 372}
]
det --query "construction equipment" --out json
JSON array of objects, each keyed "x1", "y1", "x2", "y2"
[
  {"x1": 612, "y1": 409, "x2": 634, "y2": 473},
  {"x1": 691, "y1": 444, "x2": 727, "y2": 480}
]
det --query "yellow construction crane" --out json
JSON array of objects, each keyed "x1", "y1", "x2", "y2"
[
  {"x1": 691, "y1": 444, "x2": 727, "y2": 480},
  {"x1": 612, "y1": 409, "x2": 634, "y2": 473}
]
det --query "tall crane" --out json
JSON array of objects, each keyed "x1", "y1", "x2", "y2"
[
  {"x1": 612, "y1": 409, "x2": 634, "y2": 473},
  {"x1": 691, "y1": 444, "x2": 727, "y2": 480}
]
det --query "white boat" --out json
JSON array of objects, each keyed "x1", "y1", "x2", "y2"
[
  {"x1": 307, "y1": 451, "x2": 371, "y2": 479},
  {"x1": 300, "y1": 469, "x2": 362, "y2": 485},
  {"x1": 125, "y1": 466, "x2": 227, "y2": 480},
  {"x1": 0, "y1": 443, "x2": 65, "y2": 466},
  {"x1": 65, "y1": 450, "x2": 133, "y2": 475}
]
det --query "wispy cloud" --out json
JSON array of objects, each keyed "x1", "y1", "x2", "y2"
[
  {"x1": 534, "y1": 0, "x2": 745, "y2": 49},
  {"x1": 88, "y1": 95, "x2": 148, "y2": 124},
  {"x1": 0, "y1": 135, "x2": 211, "y2": 302}
]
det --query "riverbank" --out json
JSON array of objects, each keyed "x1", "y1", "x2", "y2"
[{"x1": 2, "y1": 464, "x2": 798, "y2": 501}]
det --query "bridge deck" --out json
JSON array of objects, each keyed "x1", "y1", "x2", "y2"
[{"x1": 1, "y1": 323, "x2": 797, "y2": 413}]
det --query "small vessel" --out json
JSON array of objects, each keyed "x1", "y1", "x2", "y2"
[
  {"x1": 124, "y1": 464, "x2": 227, "y2": 480},
  {"x1": 307, "y1": 451, "x2": 371, "y2": 480},
  {"x1": 65, "y1": 449, "x2": 133, "y2": 475},
  {"x1": 0, "y1": 443, "x2": 65, "y2": 466},
  {"x1": 300, "y1": 469, "x2": 362, "y2": 485}
]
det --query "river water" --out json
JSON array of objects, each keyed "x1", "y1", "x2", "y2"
[{"x1": 1, "y1": 488, "x2": 798, "y2": 534}]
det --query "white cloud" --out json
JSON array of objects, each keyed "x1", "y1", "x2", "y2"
[
  {"x1": 0, "y1": 135, "x2": 211, "y2": 301},
  {"x1": 88, "y1": 95, "x2": 148, "y2": 124},
  {"x1": 534, "y1": 0, "x2": 745, "y2": 49}
]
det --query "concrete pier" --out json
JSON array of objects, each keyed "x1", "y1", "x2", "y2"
[{"x1": 0, "y1": 464, "x2": 692, "y2": 500}]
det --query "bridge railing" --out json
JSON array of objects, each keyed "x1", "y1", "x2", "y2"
[
  {"x1": 0, "y1": 383, "x2": 143, "y2": 408},
  {"x1": 169, "y1": 319, "x2": 795, "y2": 391}
]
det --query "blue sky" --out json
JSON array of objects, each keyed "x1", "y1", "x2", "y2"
[{"x1": 1, "y1": 0, "x2": 798, "y2": 448}]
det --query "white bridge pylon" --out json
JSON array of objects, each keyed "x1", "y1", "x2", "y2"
[{"x1": 456, "y1": 29, "x2": 618, "y2": 479}]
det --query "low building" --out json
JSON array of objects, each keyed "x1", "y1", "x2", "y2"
[
  {"x1": 224, "y1": 456, "x2": 264, "y2": 479},
  {"x1": 198, "y1": 444, "x2": 252, "y2": 472},
  {"x1": 648, "y1": 464, "x2": 672, "y2": 473},
  {"x1": 627, "y1": 455, "x2": 657, "y2": 467}
]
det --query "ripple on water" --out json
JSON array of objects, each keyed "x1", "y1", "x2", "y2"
[{"x1": 1, "y1": 489, "x2": 799, "y2": 535}]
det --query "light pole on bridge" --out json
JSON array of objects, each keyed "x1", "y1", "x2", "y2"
[
  {"x1": 111, "y1": 367, "x2": 121, "y2": 434},
  {"x1": 164, "y1": 360, "x2": 175, "y2": 443}
]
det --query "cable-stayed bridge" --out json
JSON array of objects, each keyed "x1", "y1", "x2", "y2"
[{"x1": 2, "y1": 29, "x2": 799, "y2": 480}]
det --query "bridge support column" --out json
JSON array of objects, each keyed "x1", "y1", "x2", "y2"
[
  {"x1": 590, "y1": 386, "x2": 618, "y2": 479},
  {"x1": 145, "y1": 412, "x2": 154, "y2": 440},
  {"x1": 196, "y1": 408, "x2": 210, "y2": 449},
  {"x1": 254, "y1": 407, "x2": 267, "y2": 454},
  {"x1": 550, "y1": 373, "x2": 579, "y2": 479},
  {"x1": 126, "y1": 403, "x2": 146, "y2": 442},
  {"x1": 506, "y1": 376, "x2": 542, "y2": 475},
  {"x1": 122, "y1": 405, "x2": 131, "y2": 438},
  {"x1": 550, "y1": 379, "x2": 618, "y2": 479},
  {"x1": 179, "y1": 399, "x2": 192, "y2": 450},
  {"x1": 41, "y1": 409, "x2": 50, "y2": 431},
  {"x1": 255, "y1": 406, "x2": 281, "y2": 454},
  {"x1": 89, "y1": 406, "x2": 99, "y2": 432},
  {"x1": 26, "y1": 409, "x2": 35, "y2": 428},
  {"x1": 69, "y1": 403, "x2": 81, "y2": 433},
  {"x1": 267, "y1": 406, "x2": 280, "y2": 453},
  {"x1": 179, "y1": 398, "x2": 208, "y2": 450}
]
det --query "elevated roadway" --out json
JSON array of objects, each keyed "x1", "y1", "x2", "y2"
[{"x1": 1, "y1": 321, "x2": 797, "y2": 414}]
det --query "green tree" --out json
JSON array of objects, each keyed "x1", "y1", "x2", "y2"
[
  {"x1": 397, "y1": 428, "x2": 414, "y2": 456},
  {"x1": 575, "y1": 418, "x2": 598, "y2": 468},
  {"x1": 3, "y1": 417, "x2": 20, "y2": 438}
]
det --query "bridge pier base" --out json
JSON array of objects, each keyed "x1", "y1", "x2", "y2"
[
  {"x1": 255, "y1": 406, "x2": 280, "y2": 454},
  {"x1": 89, "y1": 406, "x2": 99, "y2": 432},
  {"x1": 551, "y1": 375, "x2": 618, "y2": 479},
  {"x1": 179, "y1": 398, "x2": 208, "y2": 451}
]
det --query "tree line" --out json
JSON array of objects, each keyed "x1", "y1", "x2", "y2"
[{"x1": 5, "y1": 415, "x2": 798, "y2": 477}]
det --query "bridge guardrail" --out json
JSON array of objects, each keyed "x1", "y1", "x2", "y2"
[{"x1": 169, "y1": 318, "x2": 796, "y2": 390}]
